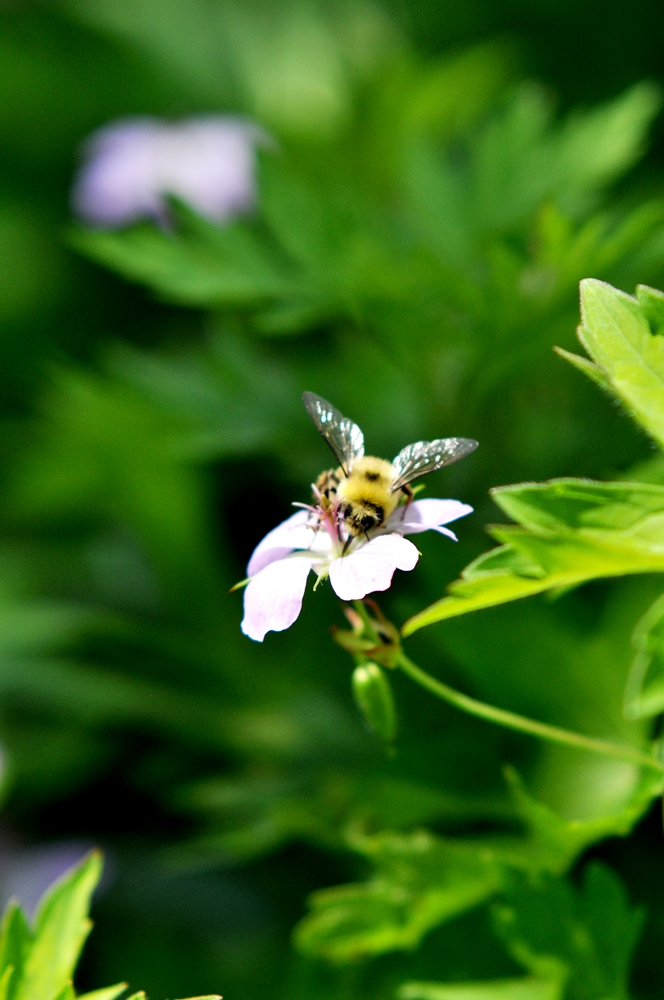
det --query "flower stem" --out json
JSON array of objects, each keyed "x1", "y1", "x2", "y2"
[
  {"x1": 395, "y1": 652, "x2": 664, "y2": 773},
  {"x1": 352, "y1": 600, "x2": 381, "y2": 644}
]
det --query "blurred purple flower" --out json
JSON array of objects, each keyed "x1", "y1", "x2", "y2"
[
  {"x1": 72, "y1": 116, "x2": 266, "y2": 228},
  {"x1": 0, "y1": 841, "x2": 100, "y2": 919}
]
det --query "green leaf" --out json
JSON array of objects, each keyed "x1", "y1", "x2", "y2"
[
  {"x1": 77, "y1": 985, "x2": 128, "y2": 1000},
  {"x1": 501, "y1": 767, "x2": 663, "y2": 874},
  {"x1": 292, "y1": 752, "x2": 661, "y2": 965},
  {"x1": 403, "y1": 41, "x2": 514, "y2": 140},
  {"x1": 294, "y1": 829, "x2": 502, "y2": 963},
  {"x1": 492, "y1": 863, "x2": 643, "y2": 1000},
  {"x1": 51, "y1": 986, "x2": 75, "y2": 1000},
  {"x1": 636, "y1": 283, "x2": 664, "y2": 335},
  {"x1": 403, "y1": 478, "x2": 664, "y2": 633},
  {"x1": 13, "y1": 850, "x2": 102, "y2": 1000},
  {"x1": 399, "y1": 978, "x2": 562, "y2": 1000},
  {"x1": 624, "y1": 589, "x2": 664, "y2": 718},
  {"x1": 0, "y1": 901, "x2": 31, "y2": 993},
  {"x1": 552, "y1": 347, "x2": 611, "y2": 392},
  {"x1": 0, "y1": 968, "x2": 15, "y2": 1000},
  {"x1": 552, "y1": 83, "x2": 661, "y2": 210},
  {"x1": 69, "y1": 211, "x2": 296, "y2": 309},
  {"x1": 575, "y1": 278, "x2": 664, "y2": 448},
  {"x1": 471, "y1": 84, "x2": 660, "y2": 232}
]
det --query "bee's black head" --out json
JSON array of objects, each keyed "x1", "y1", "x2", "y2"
[{"x1": 341, "y1": 503, "x2": 384, "y2": 536}]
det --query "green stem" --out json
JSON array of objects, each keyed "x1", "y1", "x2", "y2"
[
  {"x1": 396, "y1": 652, "x2": 664, "y2": 773},
  {"x1": 352, "y1": 600, "x2": 381, "y2": 644}
]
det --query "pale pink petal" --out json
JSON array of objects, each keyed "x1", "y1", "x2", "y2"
[
  {"x1": 328, "y1": 534, "x2": 419, "y2": 601},
  {"x1": 395, "y1": 498, "x2": 473, "y2": 540},
  {"x1": 247, "y1": 509, "x2": 329, "y2": 577},
  {"x1": 241, "y1": 555, "x2": 315, "y2": 642}
]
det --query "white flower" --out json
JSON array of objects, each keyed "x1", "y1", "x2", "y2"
[
  {"x1": 72, "y1": 116, "x2": 266, "y2": 228},
  {"x1": 241, "y1": 498, "x2": 472, "y2": 642}
]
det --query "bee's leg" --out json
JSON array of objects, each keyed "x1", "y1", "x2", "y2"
[
  {"x1": 401, "y1": 483, "x2": 414, "y2": 507},
  {"x1": 341, "y1": 535, "x2": 353, "y2": 556},
  {"x1": 308, "y1": 518, "x2": 322, "y2": 546}
]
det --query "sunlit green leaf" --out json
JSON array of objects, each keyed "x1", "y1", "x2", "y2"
[
  {"x1": 77, "y1": 985, "x2": 128, "y2": 1000},
  {"x1": 404, "y1": 478, "x2": 664, "y2": 633},
  {"x1": 51, "y1": 985, "x2": 75, "y2": 1000},
  {"x1": 575, "y1": 278, "x2": 664, "y2": 447},
  {"x1": 0, "y1": 901, "x2": 31, "y2": 995},
  {"x1": 13, "y1": 851, "x2": 101, "y2": 1000},
  {"x1": 0, "y1": 968, "x2": 15, "y2": 1000}
]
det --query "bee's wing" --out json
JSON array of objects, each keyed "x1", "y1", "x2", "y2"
[
  {"x1": 302, "y1": 391, "x2": 365, "y2": 476},
  {"x1": 391, "y1": 438, "x2": 478, "y2": 492}
]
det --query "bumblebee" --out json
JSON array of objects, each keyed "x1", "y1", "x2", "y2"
[{"x1": 303, "y1": 391, "x2": 478, "y2": 538}]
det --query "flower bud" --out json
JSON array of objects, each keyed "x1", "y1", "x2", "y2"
[{"x1": 352, "y1": 662, "x2": 396, "y2": 741}]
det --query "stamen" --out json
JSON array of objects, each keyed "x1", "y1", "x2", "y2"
[{"x1": 292, "y1": 502, "x2": 319, "y2": 514}]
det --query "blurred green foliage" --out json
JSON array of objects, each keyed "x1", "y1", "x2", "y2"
[{"x1": 3, "y1": 1, "x2": 664, "y2": 999}]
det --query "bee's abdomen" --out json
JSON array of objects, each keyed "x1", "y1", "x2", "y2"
[{"x1": 315, "y1": 467, "x2": 342, "y2": 502}]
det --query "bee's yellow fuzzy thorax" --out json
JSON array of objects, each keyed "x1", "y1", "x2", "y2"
[
  {"x1": 340, "y1": 457, "x2": 394, "y2": 496},
  {"x1": 336, "y1": 456, "x2": 401, "y2": 532}
]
